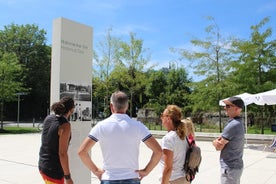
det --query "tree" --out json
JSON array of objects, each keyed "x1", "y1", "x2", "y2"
[
  {"x1": 145, "y1": 69, "x2": 168, "y2": 104},
  {"x1": 108, "y1": 63, "x2": 148, "y2": 117},
  {"x1": 0, "y1": 23, "x2": 50, "y2": 121},
  {"x1": 230, "y1": 17, "x2": 276, "y2": 93},
  {"x1": 229, "y1": 17, "x2": 276, "y2": 134},
  {"x1": 172, "y1": 17, "x2": 233, "y2": 131},
  {"x1": 0, "y1": 53, "x2": 26, "y2": 130},
  {"x1": 116, "y1": 32, "x2": 150, "y2": 117},
  {"x1": 92, "y1": 27, "x2": 121, "y2": 118},
  {"x1": 165, "y1": 67, "x2": 192, "y2": 113},
  {"x1": 145, "y1": 66, "x2": 192, "y2": 116},
  {"x1": 144, "y1": 69, "x2": 167, "y2": 115}
]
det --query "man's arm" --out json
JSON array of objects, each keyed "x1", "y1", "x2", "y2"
[
  {"x1": 136, "y1": 136, "x2": 162, "y2": 179},
  {"x1": 78, "y1": 137, "x2": 104, "y2": 180},
  {"x1": 212, "y1": 136, "x2": 229, "y2": 151}
]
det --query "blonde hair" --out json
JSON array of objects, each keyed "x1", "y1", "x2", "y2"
[
  {"x1": 181, "y1": 117, "x2": 195, "y2": 138},
  {"x1": 166, "y1": 105, "x2": 186, "y2": 140}
]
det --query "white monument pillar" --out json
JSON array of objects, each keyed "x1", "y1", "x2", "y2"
[{"x1": 51, "y1": 17, "x2": 93, "y2": 184}]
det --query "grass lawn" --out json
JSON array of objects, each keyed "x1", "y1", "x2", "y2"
[
  {"x1": 144, "y1": 122, "x2": 276, "y2": 135},
  {"x1": 247, "y1": 126, "x2": 276, "y2": 135},
  {"x1": 0, "y1": 127, "x2": 40, "y2": 134}
]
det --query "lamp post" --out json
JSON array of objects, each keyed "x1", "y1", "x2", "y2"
[{"x1": 16, "y1": 92, "x2": 27, "y2": 127}]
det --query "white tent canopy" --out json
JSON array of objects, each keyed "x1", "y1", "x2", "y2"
[
  {"x1": 219, "y1": 92, "x2": 256, "y2": 106},
  {"x1": 253, "y1": 89, "x2": 276, "y2": 105},
  {"x1": 219, "y1": 88, "x2": 276, "y2": 107}
]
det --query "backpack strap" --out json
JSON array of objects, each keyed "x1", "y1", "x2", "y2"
[{"x1": 185, "y1": 136, "x2": 196, "y2": 182}]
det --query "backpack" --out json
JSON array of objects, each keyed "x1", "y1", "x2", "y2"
[{"x1": 183, "y1": 137, "x2": 202, "y2": 182}]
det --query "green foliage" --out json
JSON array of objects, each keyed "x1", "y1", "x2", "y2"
[
  {"x1": 194, "y1": 123, "x2": 220, "y2": 133},
  {"x1": 112, "y1": 32, "x2": 150, "y2": 116},
  {"x1": 143, "y1": 122, "x2": 163, "y2": 131},
  {"x1": 171, "y1": 17, "x2": 276, "y2": 119},
  {"x1": 143, "y1": 100, "x2": 163, "y2": 116},
  {"x1": 92, "y1": 16, "x2": 275, "y2": 123},
  {"x1": 229, "y1": 17, "x2": 276, "y2": 94},
  {"x1": 0, "y1": 53, "x2": 25, "y2": 102},
  {"x1": 0, "y1": 126, "x2": 40, "y2": 134},
  {"x1": 92, "y1": 28, "x2": 121, "y2": 118},
  {"x1": 144, "y1": 67, "x2": 192, "y2": 115},
  {"x1": 0, "y1": 23, "x2": 50, "y2": 120},
  {"x1": 93, "y1": 31, "x2": 151, "y2": 117},
  {"x1": 247, "y1": 125, "x2": 276, "y2": 135},
  {"x1": 1, "y1": 17, "x2": 275, "y2": 126},
  {"x1": 0, "y1": 52, "x2": 26, "y2": 129},
  {"x1": 172, "y1": 17, "x2": 233, "y2": 115}
]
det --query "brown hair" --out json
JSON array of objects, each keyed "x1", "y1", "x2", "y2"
[
  {"x1": 51, "y1": 96, "x2": 75, "y2": 115},
  {"x1": 166, "y1": 105, "x2": 186, "y2": 140}
]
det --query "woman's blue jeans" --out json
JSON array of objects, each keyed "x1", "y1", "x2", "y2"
[{"x1": 101, "y1": 178, "x2": 140, "y2": 184}]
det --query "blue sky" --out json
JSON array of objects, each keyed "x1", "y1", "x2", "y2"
[{"x1": 1, "y1": 0, "x2": 276, "y2": 80}]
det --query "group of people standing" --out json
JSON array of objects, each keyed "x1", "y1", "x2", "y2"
[{"x1": 38, "y1": 91, "x2": 245, "y2": 184}]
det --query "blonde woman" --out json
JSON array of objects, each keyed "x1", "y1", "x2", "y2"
[
  {"x1": 182, "y1": 118, "x2": 196, "y2": 141},
  {"x1": 159, "y1": 105, "x2": 190, "y2": 184}
]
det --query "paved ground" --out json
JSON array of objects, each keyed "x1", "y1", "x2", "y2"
[{"x1": 0, "y1": 132, "x2": 276, "y2": 184}]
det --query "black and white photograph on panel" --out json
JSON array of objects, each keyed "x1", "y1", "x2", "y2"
[{"x1": 60, "y1": 82, "x2": 92, "y2": 121}]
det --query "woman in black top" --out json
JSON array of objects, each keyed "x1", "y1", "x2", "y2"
[{"x1": 39, "y1": 96, "x2": 75, "y2": 184}]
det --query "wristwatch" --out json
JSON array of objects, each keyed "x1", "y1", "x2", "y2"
[{"x1": 64, "y1": 174, "x2": 71, "y2": 180}]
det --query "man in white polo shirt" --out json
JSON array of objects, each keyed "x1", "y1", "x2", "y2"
[{"x1": 78, "y1": 91, "x2": 162, "y2": 184}]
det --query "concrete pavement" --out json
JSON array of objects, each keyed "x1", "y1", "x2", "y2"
[{"x1": 0, "y1": 132, "x2": 276, "y2": 184}]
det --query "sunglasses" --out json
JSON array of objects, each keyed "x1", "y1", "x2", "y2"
[
  {"x1": 160, "y1": 113, "x2": 169, "y2": 118},
  {"x1": 225, "y1": 104, "x2": 234, "y2": 108}
]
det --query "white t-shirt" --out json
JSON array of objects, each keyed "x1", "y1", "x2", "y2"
[
  {"x1": 88, "y1": 113, "x2": 152, "y2": 180},
  {"x1": 160, "y1": 131, "x2": 189, "y2": 181}
]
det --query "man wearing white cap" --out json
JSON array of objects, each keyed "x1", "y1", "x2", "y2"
[{"x1": 212, "y1": 96, "x2": 245, "y2": 184}]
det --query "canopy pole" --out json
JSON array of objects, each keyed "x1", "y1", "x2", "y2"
[{"x1": 245, "y1": 105, "x2": 248, "y2": 147}]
